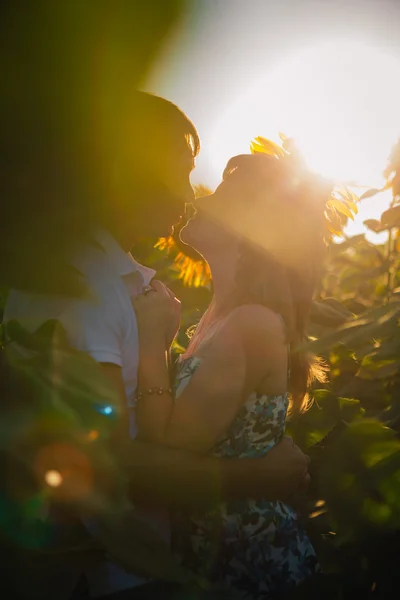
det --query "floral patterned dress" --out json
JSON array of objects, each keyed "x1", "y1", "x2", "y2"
[{"x1": 172, "y1": 356, "x2": 319, "y2": 599}]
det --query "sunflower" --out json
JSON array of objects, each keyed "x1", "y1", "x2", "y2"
[{"x1": 250, "y1": 134, "x2": 358, "y2": 240}]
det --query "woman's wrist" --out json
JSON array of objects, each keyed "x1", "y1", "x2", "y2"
[
  {"x1": 138, "y1": 341, "x2": 170, "y2": 388},
  {"x1": 139, "y1": 338, "x2": 167, "y2": 362}
]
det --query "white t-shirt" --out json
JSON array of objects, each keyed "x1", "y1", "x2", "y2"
[{"x1": 4, "y1": 229, "x2": 168, "y2": 599}]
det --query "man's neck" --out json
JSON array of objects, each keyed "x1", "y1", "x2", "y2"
[{"x1": 103, "y1": 224, "x2": 136, "y2": 253}]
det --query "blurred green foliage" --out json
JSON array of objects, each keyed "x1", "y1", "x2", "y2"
[
  {"x1": 0, "y1": 1, "x2": 205, "y2": 594},
  {"x1": 0, "y1": 0, "x2": 186, "y2": 295}
]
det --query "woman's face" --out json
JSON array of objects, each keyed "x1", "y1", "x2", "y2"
[{"x1": 179, "y1": 188, "x2": 238, "y2": 259}]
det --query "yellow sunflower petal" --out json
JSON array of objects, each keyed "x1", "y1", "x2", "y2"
[{"x1": 250, "y1": 136, "x2": 285, "y2": 158}]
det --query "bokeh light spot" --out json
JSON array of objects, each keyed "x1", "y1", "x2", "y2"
[
  {"x1": 35, "y1": 443, "x2": 93, "y2": 500},
  {"x1": 44, "y1": 470, "x2": 63, "y2": 488}
]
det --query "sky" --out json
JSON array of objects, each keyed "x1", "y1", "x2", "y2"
[{"x1": 145, "y1": 0, "x2": 400, "y2": 237}]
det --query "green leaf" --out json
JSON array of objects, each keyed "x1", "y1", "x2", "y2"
[
  {"x1": 363, "y1": 219, "x2": 385, "y2": 233},
  {"x1": 338, "y1": 397, "x2": 365, "y2": 422},
  {"x1": 318, "y1": 420, "x2": 400, "y2": 534},
  {"x1": 308, "y1": 303, "x2": 400, "y2": 353},
  {"x1": 359, "y1": 188, "x2": 383, "y2": 200},
  {"x1": 366, "y1": 338, "x2": 400, "y2": 360},
  {"x1": 357, "y1": 355, "x2": 400, "y2": 380},
  {"x1": 381, "y1": 205, "x2": 400, "y2": 228},
  {"x1": 310, "y1": 298, "x2": 354, "y2": 327},
  {"x1": 288, "y1": 390, "x2": 340, "y2": 449}
]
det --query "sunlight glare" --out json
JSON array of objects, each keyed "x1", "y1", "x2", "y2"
[{"x1": 206, "y1": 42, "x2": 400, "y2": 188}]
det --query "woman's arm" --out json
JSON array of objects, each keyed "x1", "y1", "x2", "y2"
[
  {"x1": 135, "y1": 303, "x2": 286, "y2": 453},
  {"x1": 102, "y1": 364, "x2": 309, "y2": 510}
]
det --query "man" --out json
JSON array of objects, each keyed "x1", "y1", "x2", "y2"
[{"x1": 4, "y1": 91, "x2": 309, "y2": 599}]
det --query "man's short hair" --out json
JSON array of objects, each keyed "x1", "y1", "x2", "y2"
[
  {"x1": 104, "y1": 90, "x2": 200, "y2": 184},
  {"x1": 129, "y1": 91, "x2": 200, "y2": 159}
]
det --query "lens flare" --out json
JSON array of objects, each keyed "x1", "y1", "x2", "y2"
[
  {"x1": 35, "y1": 442, "x2": 93, "y2": 500},
  {"x1": 44, "y1": 469, "x2": 63, "y2": 488}
]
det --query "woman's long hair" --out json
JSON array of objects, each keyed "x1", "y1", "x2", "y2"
[
  {"x1": 188, "y1": 150, "x2": 330, "y2": 413},
  {"x1": 233, "y1": 241, "x2": 326, "y2": 414}
]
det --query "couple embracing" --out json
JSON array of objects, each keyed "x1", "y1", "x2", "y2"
[{"x1": 5, "y1": 91, "x2": 325, "y2": 599}]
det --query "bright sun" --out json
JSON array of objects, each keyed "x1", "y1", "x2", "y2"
[
  {"x1": 204, "y1": 42, "x2": 400, "y2": 186},
  {"x1": 196, "y1": 41, "x2": 400, "y2": 236}
]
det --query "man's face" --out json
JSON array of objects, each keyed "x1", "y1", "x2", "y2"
[{"x1": 133, "y1": 148, "x2": 196, "y2": 239}]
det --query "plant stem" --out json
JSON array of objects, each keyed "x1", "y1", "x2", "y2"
[
  {"x1": 386, "y1": 229, "x2": 393, "y2": 302},
  {"x1": 385, "y1": 193, "x2": 397, "y2": 302}
]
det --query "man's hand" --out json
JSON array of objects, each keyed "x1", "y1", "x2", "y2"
[
  {"x1": 261, "y1": 436, "x2": 310, "y2": 499},
  {"x1": 120, "y1": 436, "x2": 309, "y2": 512},
  {"x1": 132, "y1": 280, "x2": 181, "y2": 353},
  {"x1": 221, "y1": 435, "x2": 310, "y2": 503}
]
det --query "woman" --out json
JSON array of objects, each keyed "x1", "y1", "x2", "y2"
[{"x1": 132, "y1": 141, "x2": 330, "y2": 598}]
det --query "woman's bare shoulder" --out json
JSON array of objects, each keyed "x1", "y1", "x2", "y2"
[
  {"x1": 202, "y1": 304, "x2": 286, "y2": 361},
  {"x1": 218, "y1": 305, "x2": 287, "y2": 384},
  {"x1": 228, "y1": 304, "x2": 284, "y2": 334}
]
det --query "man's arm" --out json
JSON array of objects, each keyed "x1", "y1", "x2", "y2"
[
  {"x1": 102, "y1": 364, "x2": 309, "y2": 512},
  {"x1": 120, "y1": 436, "x2": 309, "y2": 512}
]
